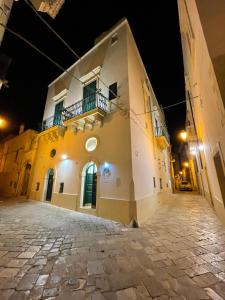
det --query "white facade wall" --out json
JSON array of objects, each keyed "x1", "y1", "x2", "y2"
[
  {"x1": 31, "y1": 19, "x2": 171, "y2": 225},
  {"x1": 178, "y1": 0, "x2": 225, "y2": 220}
]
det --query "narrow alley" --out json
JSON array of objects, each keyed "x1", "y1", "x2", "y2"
[{"x1": 1, "y1": 194, "x2": 225, "y2": 299}]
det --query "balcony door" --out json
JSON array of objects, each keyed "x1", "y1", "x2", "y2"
[
  {"x1": 53, "y1": 101, "x2": 63, "y2": 126},
  {"x1": 83, "y1": 80, "x2": 96, "y2": 113}
]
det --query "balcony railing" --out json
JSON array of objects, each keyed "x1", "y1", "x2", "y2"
[
  {"x1": 62, "y1": 91, "x2": 108, "y2": 122},
  {"x1": 41, "y1": 91, "x2": 108, "y2": 131},
  {"x1": 155, "y1": 126, "x2": 170, "y2": 143},
  {"x1": 41, "y1": 114, "x2": 62, "y2": 131}
]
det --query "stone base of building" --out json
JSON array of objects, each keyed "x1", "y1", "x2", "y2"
[
  {"x1": 30, "y1": 190, "x2": 171, "y2": 225},
  {"x1": 211, "y1": 196, "x2": 225, "y2": 226}
]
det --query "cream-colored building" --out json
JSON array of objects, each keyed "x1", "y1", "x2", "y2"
[
  {"x1": 29, "y1": 19, "x2": 171, "y2": 225},
  {"x1": 0, "y1": 126, "x2": 38, "y2": 197},
  {"x1": 178, "y1": 0, "x2": 225, "y2": 220},
  {"x1": 0, "y1": 0, "x2": 13, "y2": 45},
  {"x1": 0, "y1": 0, "x2": 13, "y2": 89},
  {"x1": 30, "y1": 0, "x2": 64, "y2": 18}
]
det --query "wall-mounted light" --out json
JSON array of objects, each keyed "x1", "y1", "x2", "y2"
[
  {"x1": 198, "y1": 144, "x2": 204, "y2": 151},
  {"x1": 61, "y1": 154, "x2": 68, "y2": 160},
  {"x1": 104, "y1": 161, "x2": 109, "y2": 168}
]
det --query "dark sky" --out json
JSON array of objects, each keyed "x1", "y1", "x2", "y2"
[{"x1": 0, "y1": 0, "x2": 186, "y2": 146}]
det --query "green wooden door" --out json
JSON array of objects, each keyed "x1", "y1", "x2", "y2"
[
  {"x1": 83, "y1": 164, "x2": 97, "y2": 208},
  {"x1": 83, "y1": 80, "x2": 96, "y2": 113},
  {"x1": 53, "y1": 101, "x2": 63, "y2": 126}
]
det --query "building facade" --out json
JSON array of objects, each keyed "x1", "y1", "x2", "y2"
[
  {"x1": 28, "y1": 19, "x2": 171, "y2": 225},
  {"x1": 0, "y1": 126, "x2": 38, "y2": 197},
  {"x1": 178, "y1": 0, "x2": 225, "y2": 220},
  {"x1": 0, "y1": 0, "x2": 13, "y2": 89}
]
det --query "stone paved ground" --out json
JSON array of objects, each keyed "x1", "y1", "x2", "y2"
[{"x1": 1, "y1": 194, "x2": 225, "y2": 299}]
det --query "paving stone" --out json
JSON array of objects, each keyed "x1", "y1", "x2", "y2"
[
  {"x1": 0, "y1": 194, "x2": 225, "y2": 299},
  {"x1": 192, "y1": 272, "x2": 219, "y2": 287},
  {"x1": 1, "y1": 289, "x2": 14, "y2": 300},
  {"x1": 8, "y1": 290, "x2": 30, "y2": 300},
  {"x1": 16, "y1": 274, "x2": 39, "y2": 290},
  {"x1": 7, "y1": 259, "x2": 28, "y2": 268},
  {"x1": 0, "y1": 268, "x2": 20, "y2": 277},
  {"x1": 43, "y1": 287, "x2": 58, "y2": 298},
  {"x1": 116, "y1": 288, "x2": 137, "y2": 300},
  {"x1": 29, "y1": 286, "x2": 44, "y2": 300},
  {"x1": 87, "y1": 260, "x2": 104, "y2": 275},
  {"x1": 35, "y1": 274, "x2": 49, "y2": 286},
  {"x1": 17, "y1": 252, "x2": 36, "y2": 259}
]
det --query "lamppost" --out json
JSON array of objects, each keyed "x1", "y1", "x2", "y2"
[{"x1": 0, "y1": 117, "x2": 7, "y2": 139}]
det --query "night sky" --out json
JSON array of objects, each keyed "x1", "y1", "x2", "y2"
[{"x1": 0, "y1": 0, "x2": 186, "y2": 146}]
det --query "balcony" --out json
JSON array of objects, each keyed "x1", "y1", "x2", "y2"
[
  {"x1": 41, "y1": 91, "x2": 109, "y2": 132},
  {"x1": 155, "y1": 126, "x2": 170, "y2": 149}
]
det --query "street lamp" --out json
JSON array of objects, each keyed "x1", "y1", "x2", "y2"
[
  {"x1": 183, "y1": 162, "x2": 189, "y2": 167},
  {"x1": 0, "y1": 117, "x2": 7, "y2": 129},
  {"x1": 179, "y1": 130, "x2": 187, "y2": 141}
]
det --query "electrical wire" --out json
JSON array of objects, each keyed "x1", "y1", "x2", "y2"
[
  {"x1": 0, "y1": 22, "x2": 191, "y2": 141},
  {"x1": 23, "y1": 0, "x2": 119, "y2": 100},
  {"x1": 135, "y1": 95, "x2": 200, "y2": 116}
]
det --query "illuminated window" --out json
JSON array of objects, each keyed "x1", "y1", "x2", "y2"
[{"x1": 85, "y1": 137, "x2": 98, "y2": 152}]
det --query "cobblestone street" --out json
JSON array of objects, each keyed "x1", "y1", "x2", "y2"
[{"x1": 1, "y1": 194, "x2": 225, "y2": 299}]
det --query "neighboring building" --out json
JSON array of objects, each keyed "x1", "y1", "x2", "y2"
[
  {"x1": 178, "y1": 0, "x2": 225, "y2": 219},
  {"x1": 0, "y1": 0, "x2": 13, "y2": 89},
  {"x1": 28, "y1": 19, "x2": 171, "y2": 225},
  {"x1": 0, "y1": 0, "x2": 13, "y2": 45},
  {"x1": 0, "y1": 126, "x2": 38, "y2": 197},
  {"x1": 30, "y1": 0, "x2": 64, "y2": 18}
]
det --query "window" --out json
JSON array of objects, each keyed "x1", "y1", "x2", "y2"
[
  {"x1": 153, "y1": 177, "x2": 156, "y2": 188},
  {"x1": 109, "y1": 82, "x2": 117, "y2": 100},
  {"x1": 36, "y1": 182, "x2": 40, "y2": 191},
  {"x1": 111, "y1": 34, "x2": 118, "y2": 45},
  {"x1": 50, "y1": 149, "x2": 56, "y2": 158},
  {"x1": 85, "y1": 137, "x2": 98, "y2": 152},
  {"x1": 59, "y1": 182, "x2": 64, "y2": 193},
  {"x1": 160, "y1": 178, "x2": 162, "y2": 189}
]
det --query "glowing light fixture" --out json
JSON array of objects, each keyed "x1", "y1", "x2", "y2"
[
  {"x1": 180, "y1": 130, "x2": 187, "y2": 141},
  {"x1": 61, "y1": 154, "x2": 68, "y2": 160},
  {"x1": 0, "y1": 117, "x2": 6, "y2": 128},
  {"x1": 184, "y1": 162, "x2": 189, "y2": 167},
  {"x1": 191, "y1": 150, "x2": 197, "y2": 155},
  {"x1": 198, "y1": 144, "x2": 204, "y2": 151},
  {"x1": 179, "y1": 171, "x2": 183, "y2": 175},
  {"x1": 104, "y1": 161, "x2": 109, "y2": 168}
]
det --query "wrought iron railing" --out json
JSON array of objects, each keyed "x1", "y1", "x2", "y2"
[
  {"x1": 155, "y1": 126, "x2": 170, "y2": 143},
  {"x1": 41, "y1": 92, "x2": 109, "y2": 131},
  {"x1": 41, "y1": 114, "x2": 62, "y2": 131},
  {"x1": 62, "y1": 91, "x2": 108, "y2": 122}
]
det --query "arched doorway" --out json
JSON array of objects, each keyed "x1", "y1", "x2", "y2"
[
  {"x1": 46, "y1": 169, "x2": 54, "y2": 201},
  {"x1": 21, "y1": 163, "x2": 31, "y2": 196},
  {"x1": 81, "y1": 162, "x2": 97, "y2": 208}
]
